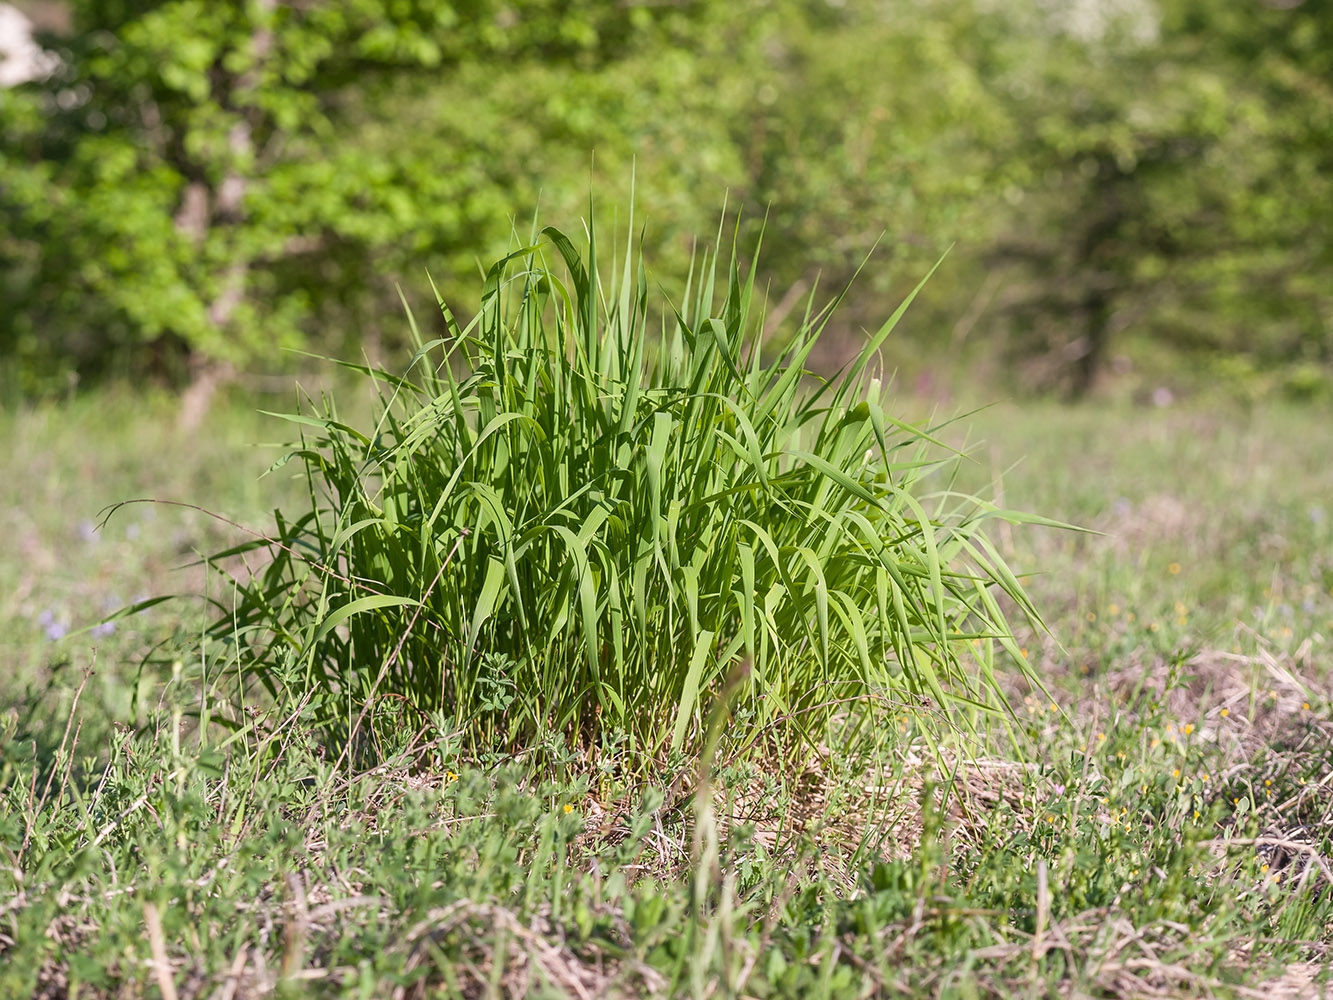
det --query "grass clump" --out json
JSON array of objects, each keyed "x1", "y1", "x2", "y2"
[{"x1": 209, "y1": 210, "x2": 1052, "y2": 764}]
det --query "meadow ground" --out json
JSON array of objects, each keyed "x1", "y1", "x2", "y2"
[{"x1": 3, "y1": 385, "x2": 1333, "y2": 998}]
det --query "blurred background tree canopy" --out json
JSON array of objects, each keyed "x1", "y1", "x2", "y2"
[{"x1": 1, "y1": 0, "x2": 1329, "y2": 400}]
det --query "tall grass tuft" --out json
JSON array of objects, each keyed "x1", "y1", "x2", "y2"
[{"x1": 208, "y1": 210, "x2": 1054, "y2": 764}]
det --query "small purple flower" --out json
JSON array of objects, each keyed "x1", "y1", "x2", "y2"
[
  {"x1": 1052, "y1": 783, "x2": 1066, "y2": 797},
  {"x1": 46, "y1": 622, "x2": 67, "y2": 641},
  {"x1": 91, "y1": 621, "x2": 116, "y2": 638}
]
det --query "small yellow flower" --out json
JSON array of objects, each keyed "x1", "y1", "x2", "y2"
[
  {"x1": 1183, "y1": 724, "x2": 1194, "y2": 735},
  {"x1": 1108, "y1": 604, "x2": 1121, "y2": 616},
  {"x1": 1201, "y1": 773, "x2": 1209, "y2": 782},
  {"x1": 1303, "y1": 702, "x2": 1311, "y2": 711},
  {"x1": 1221, "y1": 708, "x2": 1229, "y2": 718},
  {"x1": 1097, "y1": 732, "x2": 1106, "y2": 741},
  {"x1": 563, "y1": 803, "x2": 574, "y2": 814},
  {"x1": 1265, "y1": 779, "x2": 1271, "y2": 786},
  {"x1": 447, "y1": 771, "x2": 459, "y2": 782},
  {"x1": 1168, "y1": 562, "x2": 1182, "y2": 575},
  {"x1": 1172, "y1": 768, "x2": 1180, "y2": 778},
  {"x1": 1174, "y1": 602, "x2": 1187, "y2": 615},
  {"x1": 1150, "y1": 622, "x2": 1160, "y2": 632}
]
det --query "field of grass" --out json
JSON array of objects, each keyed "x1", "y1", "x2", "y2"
[{"x1": 3, "y1": 376, "x2": 1331, "y2": 998}]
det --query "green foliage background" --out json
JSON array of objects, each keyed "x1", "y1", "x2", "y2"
[{"x1": 1, "y1": 0, "x2": 1329, "y2": 396}]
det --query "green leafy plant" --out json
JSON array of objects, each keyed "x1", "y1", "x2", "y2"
[{"x1": 208, "y1": 209, "x2": 1054, "y2": 763}]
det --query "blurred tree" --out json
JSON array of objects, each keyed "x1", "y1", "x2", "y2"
[
  {"x1": 987, "y1": 0, "x2": 1333, "y2": 396},
  {"x1": 0, "y1": 0, "x2": 724, "y2": 394}
]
